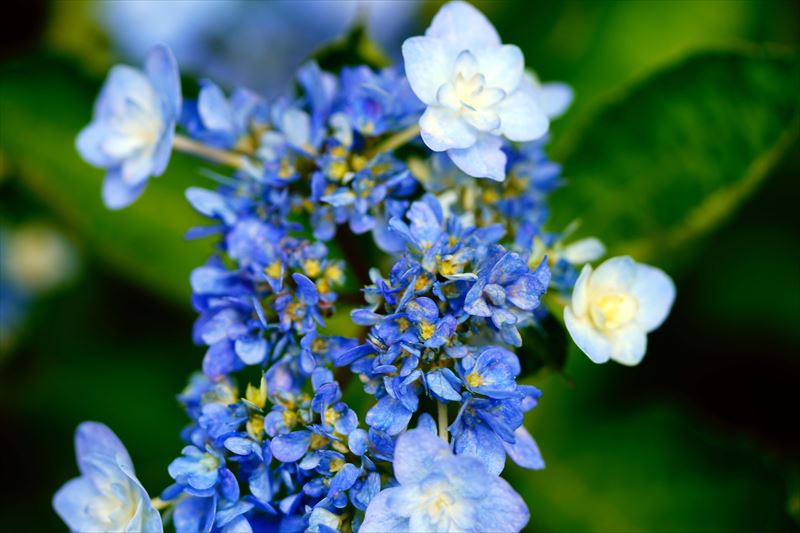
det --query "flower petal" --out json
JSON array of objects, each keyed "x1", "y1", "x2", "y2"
[
  {"x1": 590, "y1": 256, "x2": 637, "y2": 294},
  {"x1": 102, "y1": 169, "x2": 147, "y2": 210},
  {"x1": 424, "y1": 1, "x2": 501, "y2": 50},
  {"x1": 495, "y1": 80, "x2": 549, "y2": 142},
  {"x1": 145, "y1": 44, "x2": 181, "y2": 117},
  {"x1": 609, "y1": 323, "x2": 648, "y2": 366},
  {"x1": 393, "y1": 428, "x2": 451, "y2": 485},
  {"x1": 402, "y1": 36, "x2": 457, "y2": 105},
  {"x1": 447, "y1": 134, "x2": 507, "y2": 181},
  {"x1": 630, "y1": 263, "x2": 676, "y2": 332},
  {"x1": 474, "y1": 45, "x2": 524, "y2": 94},
  {"x1": 360, "y1": 488, "x2": 410, "y2": 533},
  {"x1": 420, "y1": 106, "x2": 477, "y2": 152},
  {"x1": 564, "y1": 306, "x2": 611, "y2": 364},
  {"x1": 473, "y1": 476, "x2": 530, "y2": 533},
  {"x1": 537, "y1": 82, "x2": 573, "y2": 119}
]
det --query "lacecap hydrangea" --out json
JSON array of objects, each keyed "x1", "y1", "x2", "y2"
[{"x1": 57, "y1": 2, "x2": 675, "y2": 532}]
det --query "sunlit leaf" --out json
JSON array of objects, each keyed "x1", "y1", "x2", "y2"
[{"x1": 548, "y1": 48, "x2": 799, "y2": 266}]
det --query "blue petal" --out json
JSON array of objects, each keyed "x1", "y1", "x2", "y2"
[
  {"x1": 359, "y1": 488, "x2": 410, "y2": 533},
  {"x1": 469, "y1": 347, "x2": 520, "y2": 399},
  {"x1": 365, "y1": 397, "x2": 413, "y2": 436},
  {"x1": 447, "y1": 134, "x2": 507, "y2": 181},
  {"x1": 185, "y1": 187, "x2": 237, "y2": 224},
  {"x1": 145, "y1": 44, "x2": 181, "y2": 118},
  {"x1": 270, "y1": 431, "x2": 311, "y2": 462},
  {"x1": 454, "y1": 422, "x2": 506, "y2": 475},
  {"x1": 501, "y1": 426, "x2": 545, "y2": 470},
  {"x1": 393, "y1": 428, "x2": 451, "y2": 485},
  {"x1": 235, "y1": 335, "x2": 267, "y2": 366},
  {"x1": 102, "y1": 169, "x2": 147, "y2": 210},
  {"x1": 426, "y1": 368, "x2": 461, "y2": 402},
  {"x1": 174, "y1": 496, "x2": 216, "y2": 533},
  {"x1": 249, "y1": 464, "x2": 273, "y2": 503},
  {"x1": 348, "y1": 428, "x2": 369, "y2": 456},
  {"x1": 198, "y1": 80, "x2": 234, "y2": 134},
  {"x1": 405, "y1": 297, "x2": 438, "y2": 323}
]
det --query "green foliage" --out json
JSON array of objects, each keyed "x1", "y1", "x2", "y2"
[
  {"x1": 518, "y1": 313, "x2": 569, "y2": 378},
  {"x1": 311, "y1": 22, "x2": 391, "y2": 72},
  {"x1": 509, "y1": 354, "x2": 795, "y2": 532},
  {"x1": 0, "y1": 54, "x2": 211, "y2": 304},
  {"x1": 548, "y1": 48, "x2": 799, "y2": 267}
]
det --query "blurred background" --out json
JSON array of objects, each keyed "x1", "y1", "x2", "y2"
[{"x1": 1, "y1": 1, "x2": 798, "y2": 531}]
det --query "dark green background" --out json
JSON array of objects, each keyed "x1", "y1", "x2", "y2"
[{"x1": 1, "y1": 1, "x2": 798, "y2": 531}]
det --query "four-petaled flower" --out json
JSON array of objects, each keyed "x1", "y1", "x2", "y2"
[
  {"x1": 53, "y1": 422, "x2": 163, "y2": 532},
  {"x1": 361, "y1": 428, "x2": 530, "y2": 532},
  {"x1": 402, "y1": 1, "x2": 549, "y2": 181},
  {"x1": 564, "y1": 256, "x2": 675, "y2": 366},
  {"x1": 77, "y1": 45, "x2": 181, "y2": 209}
]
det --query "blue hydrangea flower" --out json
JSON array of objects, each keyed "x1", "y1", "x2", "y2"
[
  {"x1": 336, "y1": 66, "x2": 423, "y2": 135},
  {"x1": 77, "y1": 45, "x2": 181, "y2": 208},
  {"x1": 464, "y1": 247, "x2": 551, "y2": 345},
  {"x1": 53, "y1": 422, "x2": 163, "y2": 532},
  {"x1": 402, "y1": 1, "x2": 549, "y2": 181},
  {"x1": 182, "y1": 80, "x2": 268, "y2": 150},
  {"x1": 360, "y1": 428, "x2": 529, "y2": 532}
]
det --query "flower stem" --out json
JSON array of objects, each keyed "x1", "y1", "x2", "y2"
[
  {"x1": 367, "y1": 124, "x2": 420, "y2": 158},
  {"x1": 437, "y1": 401, "x2": 449, "y2": 443},
  {"x1": 173, "y1": 134, "x2": 247, "y2": 168}
]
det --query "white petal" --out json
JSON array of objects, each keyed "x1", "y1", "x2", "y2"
[
  {"x1": 463, "y1": 108, "x2": 500, "y2": 132},
  {"x1": 609, "y1": 324, "x2": 648, "y2": 366},
  {"x1": 537, "y1": 82, "x2": 573, "y2": 119},
  {"x1": 420, "y1": 106, "x2": 477, "y2": 152},
  {"x1": 425, "y1": 1, "x2": 501, "y2": 49},
  {"x1": 563, "y1": 237, "x2": 605, "y2": 265},
  {"x1": 495, "y1": 81, "x2": 549, "y2": 142},
  {"x1": 402, "y1": 36, "x2": 457, "y2": 105},
  {"x1": 447, "y1": 134, "x2": 506, "y2": 181},
  {"x1": 474, "y1": 45, "x2": 524, "y2": 94},
  {"x1": 630, "y1": 263, "x2": 676, "y2": 332},
  {"x1": 590, "y1": 256, "x2": 636, "y2": 294},
  {"x1": 564, "y1": 307, "x2": 611, "y2": 364},
  {"x1": 571, "y1": 264, "x2": 592, "y2": 318},
  {"x1": 102, "y1": 170, "x2": 148, "y2": 210}
]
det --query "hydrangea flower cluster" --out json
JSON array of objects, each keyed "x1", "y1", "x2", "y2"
[{"x1": 57, "y1": 2, "x2": 676, "y2": 532}]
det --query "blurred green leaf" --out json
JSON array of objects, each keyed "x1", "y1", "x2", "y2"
[
  {"x1": 510, "y1": 355, "x2": 794, "y2": 531},
  {"x1": 0, "y1": 54, "x2": 212, "y2": 304},
  {"x1": 549, "y1": 47, "x2": 799, "y2": 266},
  {"x1": 519, "y1": 313, "x2": 569, "y2": 378},
  {"x1": 311, "y1": 22, "x2": 390, "y2": 71}
]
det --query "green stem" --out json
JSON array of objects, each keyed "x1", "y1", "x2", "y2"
[
  {"x1": 367, "y1": 124, "x2": 420, "y2": 158},
  {"x1": 173, "y1": 134, "x2": 247, "y2": 168},
  {"x1": 437, "y1": 401, "x2": 449, "y2": 443}
]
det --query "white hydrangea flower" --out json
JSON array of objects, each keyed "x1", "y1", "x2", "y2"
[
  {"x1": 564, "y1": 256, "x2": 676, "y2": 366},
  {"x1": 402, "y1": 1, "x2": 550, "y2": 181}
]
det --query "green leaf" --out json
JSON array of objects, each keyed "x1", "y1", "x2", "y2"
[
  {"x1": 548, "y1": 47, "x2": 799, "y2": 265},
  {"x1": 509, "y1": 355, "x2": 794, "y2": 531},
  {"x1": 518, "y1": 313, "x2": 569, "y2": 378},
  {"x1": 310, "y1": 22, "x2": 391, "y2": 71},
  {"x1": 0, "y1": 53, "x2": 212, "y2": 304}
]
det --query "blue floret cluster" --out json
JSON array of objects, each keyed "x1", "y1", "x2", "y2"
[{"x1": 55, "y1": 2, "x2": 679, "y2": 532}]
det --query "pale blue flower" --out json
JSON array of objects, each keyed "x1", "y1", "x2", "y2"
[
  {"x1": 53, "y1": 422, "x2": 163, "y2": 532},
  {"x1": 564, "y1": 256, "x2": 676, "y2": 366},
  {"x1": 402, "y1": 1, "x2": 549, "y2": 181},
  {"x1": 360, "y1": 428, "x2": 529, "y2": 532},
  {"x1": 77, "y1": 45, "x2": 181, "y2": 209}
]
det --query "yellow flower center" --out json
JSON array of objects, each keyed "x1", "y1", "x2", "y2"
[
  {"x1": 304, "y1": 259, "x2": 322, "y2": 278},
  {"x1": 466, "y1": 371, "x2": 484, "y2": 388},
  {"x1": 591, "y1": 293, "x2": 638, "y2": 330},
  {"x1": 419, "y1": 321, "x2": 436, "y2": 340}
]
